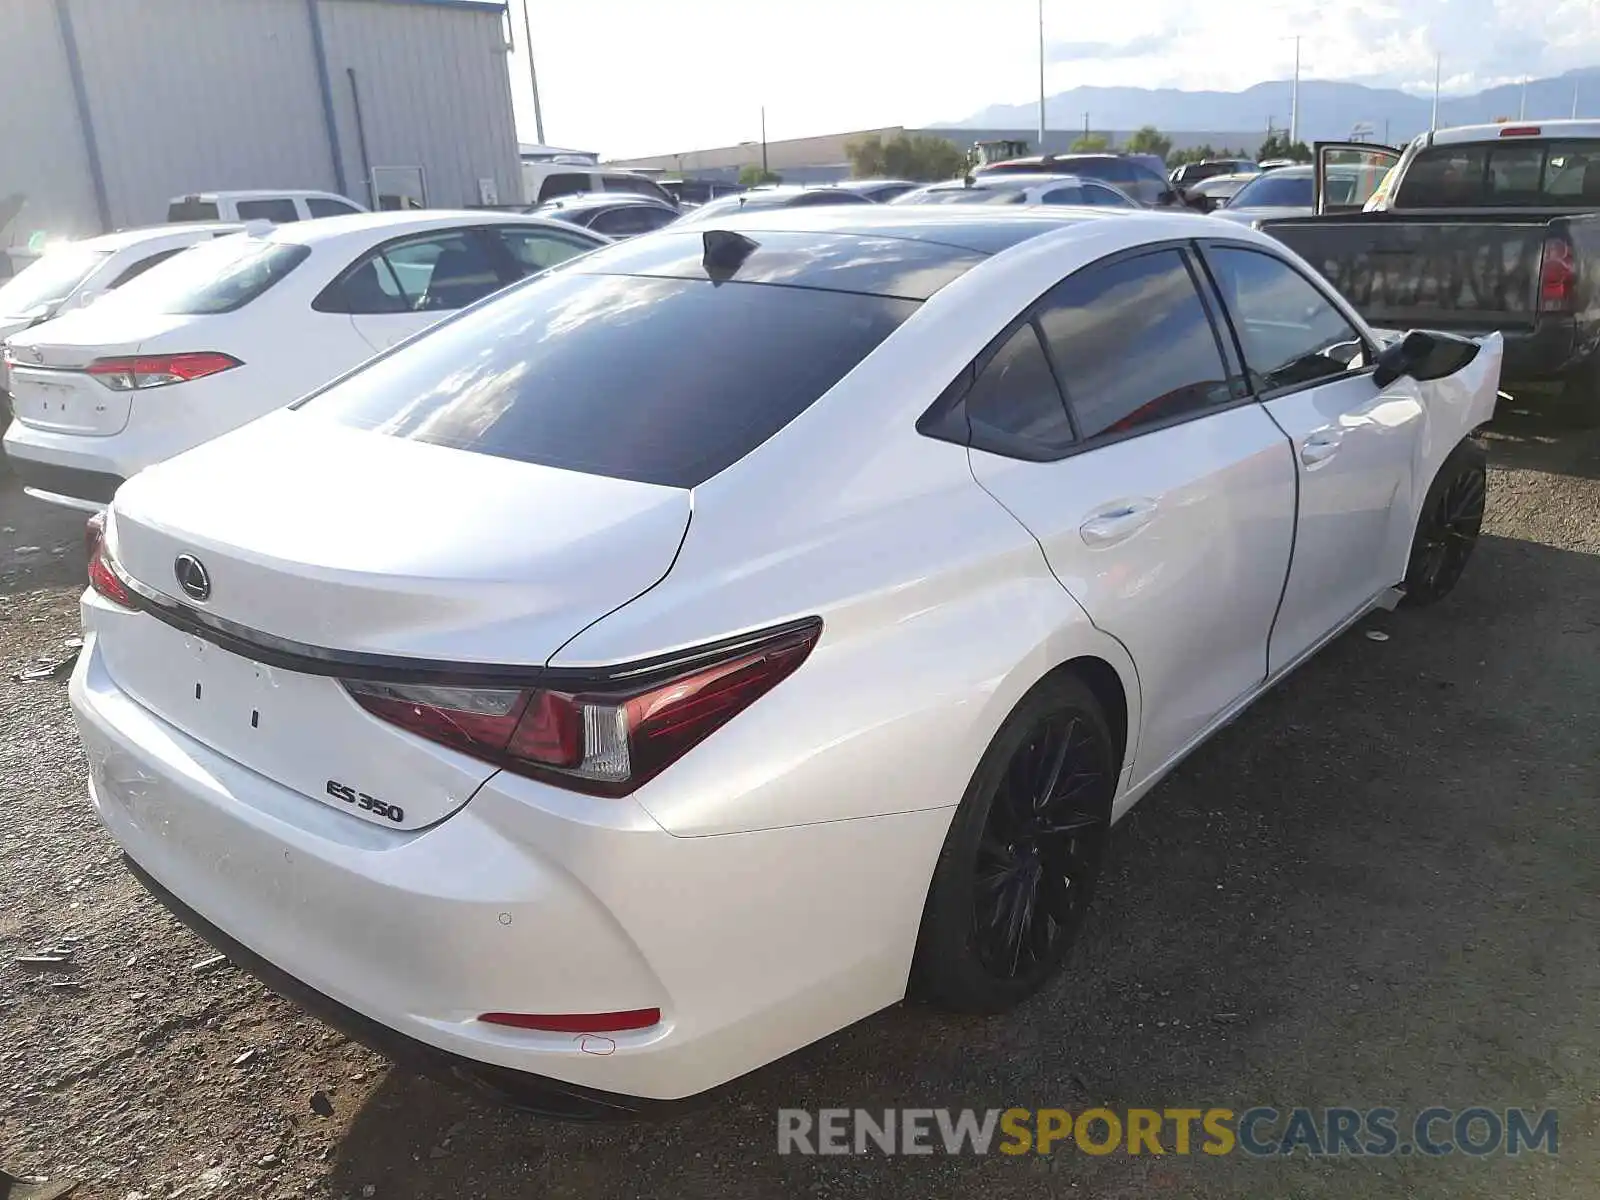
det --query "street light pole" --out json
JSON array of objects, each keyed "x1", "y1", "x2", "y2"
[
  {"x1": 761, "y1": 106, "x2": 768, "y2": 175},
  {"x1": 519, "y1": 0, "x2": 545, "y2": 144},
  {"x1": 1519, "y1": 76, "x2": 1528, "y2": 120},
  {"x1": 1037, "y1": 0, "x2": 1047, "y2": 147},
  {"x1": 1289, "y1": 35, "x2": 1301, "y2": 145},
  {"x1": 1431, "y1": 53, "x2": 1440, "y2": 131}
]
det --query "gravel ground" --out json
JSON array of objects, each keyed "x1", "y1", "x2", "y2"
[{"x1": 1, "y1": 403, "x2": 1596, "y2": 1200}]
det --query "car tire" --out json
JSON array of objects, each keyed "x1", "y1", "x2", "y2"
[
  {"x1": 1401, "y1": 438, "x2": 1487, "y2": 608},
  {"x1": 909, "y1": 672, "x2": 1117, "y2": 1015}
]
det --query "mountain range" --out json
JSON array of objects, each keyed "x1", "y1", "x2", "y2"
[{"x1": 951, "y1": 67, "x2": 1600, "y2": 145}]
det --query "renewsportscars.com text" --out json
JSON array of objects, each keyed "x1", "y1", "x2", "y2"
[{"x1": 776, "y1": 1106, "x2": 1558, "y2": 1157}]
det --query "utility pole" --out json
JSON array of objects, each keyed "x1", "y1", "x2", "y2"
[
  {"x1": 1037, "y1": 0, "x2": 1047, "y2": 147},
  {"x1": 760, "y1": 106, "x2": 768, "y2": 175},
  {"x1": 1430, "y1": 53, "x2": 1440, "y2": 131},
  {"x1": 1289, "y1": 35, "x2": 1301, "y2": 145},
  {"x1": 1519, "y1": 76, "x2": 1528, "y2": 120},
  {"x1": 1573, "y1": 80, "x2": 1580, "y2": 119},
  {"x1": 519, "y1": 0, "x2": 545, "y2": 144},
  {"x1": 1083, "y1": 111, "x2": 1089, "y2": 138}
]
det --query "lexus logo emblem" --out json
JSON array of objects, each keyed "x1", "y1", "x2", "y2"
[{"x1": 173, "y1": 554, "x2": 211, "y2": 602}]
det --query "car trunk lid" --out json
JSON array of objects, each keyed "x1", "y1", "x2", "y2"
[
  {"x1": 5, "y1": 307, "x2": 208, "y2": 435},
  {"x1": 96, "y1": 411, "x2": 691, "y2": 828}
]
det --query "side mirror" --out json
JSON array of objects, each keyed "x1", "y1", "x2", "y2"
[
  {"x1": 1372, "y1": 330, "x2": 1481, "y2": 388},
  {"x1": 71, "y1": 288, "x2": 104, "y2": 309},
  {"x1": 1158, "y1": 189, "x2": 1179, "y2": 206},
  {"x1": 1193, "y1": 195, "x2": 1218, "y2": 213}
]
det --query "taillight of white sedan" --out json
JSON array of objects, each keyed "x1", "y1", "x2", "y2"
[
  {"x1": 2, "y1": 211, "x2": 606, "y2": 511},
  {"x1": 70, "y1": 206, "x2": 1501, "y2": 1116}
]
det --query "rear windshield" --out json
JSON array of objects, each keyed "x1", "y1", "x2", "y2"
[
  {"x1": 1230, "y1": 172, "x2": 1314, "y2": 208},
  {"x1": 103, "y1": 236, "x2": 310, "y2": 315},
  {"x1": 296, "y1": 270, "x2": 917, "y2": 488},
  {"x1": 1394, "y1": 139, "x2": 1600, "y2": 207},
  {"x1": 167, "y1": 199, "x2": 221, "y2": 222},
  {"x1": 0, "y1": 246, "x2": 109, "y2": 315}
]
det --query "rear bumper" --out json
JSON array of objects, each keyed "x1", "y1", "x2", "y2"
[
  {"x1": 6, "y1": 454, "x2": 123, "y2": 506},
  {"x1": 120, "y1": 853, "x2": 675, "y2": 1120},
  {"x1": 1498, "y1": 317, "x2": 1581, "y2": 383},
  {"x1": 70, "y1": 620, "x2": 944, "y2": 1107}
]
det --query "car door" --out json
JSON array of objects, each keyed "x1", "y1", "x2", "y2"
[
  {"x1": 333, "y1": 228, "x2": 514, "y2": 353},
  {"x1": 1312, "y1": 141, "x2": 1401, "y2": 212},
  {"x1": 962, "y1": 246, "x2": 1297, "y2": 786},
  {"x1": 1198, "y1": 241, "x2": 1424, "y2": 673}
]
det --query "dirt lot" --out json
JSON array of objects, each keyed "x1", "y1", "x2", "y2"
[{"x1": 1, "y1": 404, "x2": 1596, "y2": 1200}]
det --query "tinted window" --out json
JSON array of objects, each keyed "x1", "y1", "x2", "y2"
[
  {"x1": 108, "y1": 246, "x2": 185, "y2": 289},
  {"x1": 317, "y1": 233, "x2": 504, "y2": 316},
  {"x1": 307, "y1": 196, "x2": 362, "y2": 218},
  {"x1": 601, "y1": 174, "x2": 672, "y2": 203},
  {"x1": 1392, "y1": 140, "x2": 1600, "y2": 207},
  {"x1": 1082, "y1": 182, "x2": 1135, "y2": 207},
  {"x1": 1041, "y1": 185, "x2": 1084, "y2": 205},
  {"x1": 964, "y1": 323, "x2": 1074, "y2": 453},
  {"x1": 539, "y1": 173, "x2": 593, "y2": 202},
  {"x1": 494, "y1": 225, "x2": 598, "y2": 272},
  {"x1": 588, "y1": 206, "x2": 676, "y2": 236},
  {"x1": 1230, "y1": 172, "x2": 1314, "y2": 208},
  {"x1": 791, "y1": 190, "x2": 873, "y2": 207},
  {"x1": 1037, "y1": 250, "x2": 1232, "y2": 439},
  {"x1": 236, "y1": 198, "x2": 301, "y2": 223},
  {"x1": 1206, "y1": 247, "x2": 1366, "y2": 392},
  {"x1": 298, "y1": 273, "x2": 916, "y2": 488},
  {"x1": 103, "y1": 237, "x2": 309, "y2": 315},
  {"x1": 166, "y1": 199, "x2": 220, "y2": 222}
]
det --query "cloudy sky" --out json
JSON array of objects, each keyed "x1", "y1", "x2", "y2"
[{"x1": 506, "y1": 0, "x2": 1599, "y2": 158}]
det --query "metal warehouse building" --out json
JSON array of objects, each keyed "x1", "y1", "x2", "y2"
[{"x1": 0, "y1": 0, "x2": 520, "y2": 250}]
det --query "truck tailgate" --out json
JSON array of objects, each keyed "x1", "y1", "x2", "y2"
[{"x1": 1262, "y1": 215, "x2": 1549, "y2": 332}]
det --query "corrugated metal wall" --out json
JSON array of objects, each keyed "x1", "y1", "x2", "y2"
[
  {"x1": 0, "y1": 1, "x2": 103, "y2": 249},
  {"x1": 0, "y1": 0, "x2": 518, "y2": 253},
  {"x1": 75, "y1": 0, "x2": 337, "y2": 228},
  {"x1": 319, "y1": 0, "x2": 520, "y2": 210}
]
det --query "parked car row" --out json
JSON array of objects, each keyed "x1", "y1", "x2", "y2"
[{"x1": 3, "y1": 211, "x2": 606, "y2": 506}]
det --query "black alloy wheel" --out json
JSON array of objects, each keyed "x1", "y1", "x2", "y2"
[
  {"x1": 1403, "y1": 440, "x2": 1487, "y2": 607},
  {"x1": 911, "y1": 673, "x2": 1116, "y2": 1014}
]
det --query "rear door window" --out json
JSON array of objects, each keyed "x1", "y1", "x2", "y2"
[
  {"x1": 1036, "y1": 249, "x2": 1235, "y2": 439},
  {"x1": 963, "y1": 323, "x2": 1075, "y2": 455},
  {"x1": 494, "y1": 224, "x2": 601, "y2": 272},
  {"x1": 297, "y1": 271, "x2": 917, "y2": 488},
  {"x1": 1041, "y1": 185, "x2": 1085, "y2": 205},
  {"x1": 236, "y1": 198, "x2": 301, "y2": 223}
]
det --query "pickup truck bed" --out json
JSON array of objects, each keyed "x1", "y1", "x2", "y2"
[{"x1": 1262, "y1": 210, "x2": 1600, "y2": 384}]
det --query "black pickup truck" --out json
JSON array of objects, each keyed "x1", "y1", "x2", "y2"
[{"x1": 1258, "y1": 123, "x2": 1600, "y2": 416}]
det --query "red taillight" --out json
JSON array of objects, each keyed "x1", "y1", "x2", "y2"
[
  {"x1": 86, "y1": 352, "x2": 242, "y2": 391},
  {"x1": 478, "y1": 1008, "x2": 661, "y2": 1034},
  {"x1": 1539, "y1": 237, "x2": 1577, "y2": 313},
  {"x1": 85, "y1": 511, "x2": 133, "y2": 608},
  {"x1": 342, "y1": 621, "x2": 821, "y2": 796},
  {"x1": 1498, "y1": 125, "x2": 1542, "y2": 137}
]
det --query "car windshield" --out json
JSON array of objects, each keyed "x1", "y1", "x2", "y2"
[
  {"x1": 0, "y1": 245, "x2": 110, "y2": 315},
  {"x1": 295, "y1": 268, "x2": 917, "y2": 488},
  {"x1": 100, "y1": 235, "x2": 310, "y2": 315},
  {"x1": 1230, "y1": 172, "x2": 1314, "y2": 208}
]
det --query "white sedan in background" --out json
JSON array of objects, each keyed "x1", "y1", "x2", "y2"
[
  {"x1": 74, "y1": 207, "x2": 1499, "y2": 1114},
  {"x1": 891, "y1": 173, "x2": 1142, "y2": 207},
  {"x1": 2, "y1": 211, "x2": 607, "y2": 510}
]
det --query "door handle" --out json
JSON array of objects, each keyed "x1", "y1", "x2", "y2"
[
  {"x1": 1300, "y1": 430, "x2": 1343, "y2": 466},
  {"x1": 1079, "y1": 498, "x2": 1158, "y2": 547}
]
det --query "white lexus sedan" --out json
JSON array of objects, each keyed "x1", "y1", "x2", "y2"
[
  {"x1": 2, "y1": 211, "x2": 606, "y2": 510},
  {"x1": 71, "y1": 207, "x2": 1501, "y2": 1116}
]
